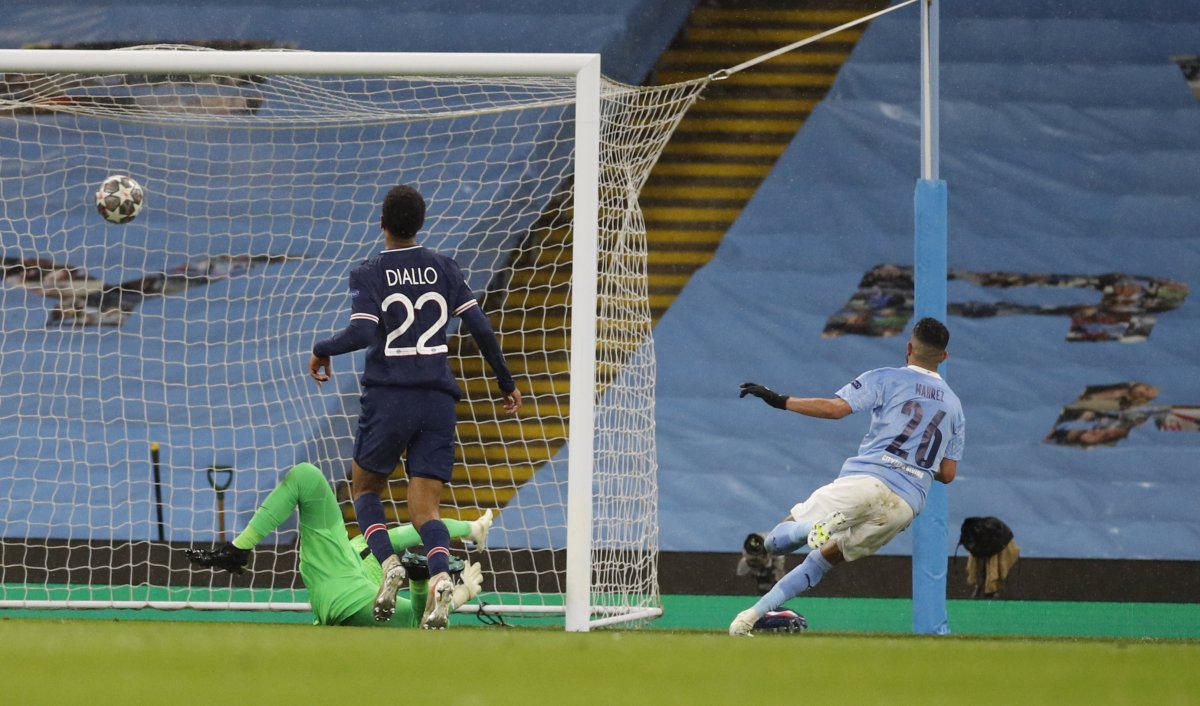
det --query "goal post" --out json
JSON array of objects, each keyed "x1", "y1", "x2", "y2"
[{"x1": 0, "y1": 46, "x2": 706, "y2": 629}]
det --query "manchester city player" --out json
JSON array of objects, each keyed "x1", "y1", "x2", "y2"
[
  {"x1": 729, "y1": 317, "x2": 964, "y2": 636},
  {"x1": 308, "y1": 185, "x2": 522, "y2": 627}
]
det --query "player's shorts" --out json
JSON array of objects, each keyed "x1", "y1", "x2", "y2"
[
  {"x1": 353, "y1": 386, "x2": 457, "y2": 481},
  {"x1": 788, "y1": 474, "x2": 914, "y2": 562}
]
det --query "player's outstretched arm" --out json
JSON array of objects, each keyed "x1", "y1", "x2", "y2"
[
  {"x1": 739, "y1": 382, "x2": 788, "y2": 409},
  {"x1": 185, "y1": 543, "x2": 252, "y2": 575},
  {"x1": 739, "y1": 382, "x2": 851, "y2": 419}
]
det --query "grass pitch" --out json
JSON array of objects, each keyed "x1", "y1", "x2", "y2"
[{"x1": 1, "y1": 619, "x2": 1197, "y2": 706}]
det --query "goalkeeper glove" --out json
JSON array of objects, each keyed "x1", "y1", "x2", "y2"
[
  {"x1": 739, "y1": 382, "x2": 788, "y2": 410},
  {"x1": 450, "y1": 561, "x2": 484, "y2": 610},
  {"x1": 185, "y1": 543, "x2": 252, "y2": 575}
]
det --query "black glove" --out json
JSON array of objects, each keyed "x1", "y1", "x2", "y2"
[
  {"x1": 739, "y1": 382, "x2": 788, "y2": 410},
  {"x1": 185, "y1": 542, "x2": 251, "y2": 575}
]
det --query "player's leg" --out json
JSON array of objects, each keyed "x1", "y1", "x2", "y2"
[
  {"x1": 339, "y1": 590, "x2": 421, "y2": 628},
  {"x1": 405, "y1": 389, "x2": 460, "y2": 629},
  {"x1": 384, "y1": 509, "x2": 493, "y2": 553},
  {"x1": 349, "y1": 387, "x2": 412, "y2": 620},
  {"x1": 351, "y1": 459, "x2": 409, "y2": 621},
  {"x1": 351, "y1": 460, "x2": 398, "y2": 564},
  {"x1": 835, "y1": 480, "x2": 914, "y2": 562},
  {"x1": 731, "y1": 475, "x2": 884, "y2": 636},
  {"x1": 408, "y1": 475, "x2": 456, "y2": 629},
  {"x1": 729, "y1": 540, "x2": 845, "y2": 636},
  {"x1": 763, "y1": 516, "x2": 813, "y2": 555},
  {"x1": 763, "y1": 478, "x2": 849, "y2": 554}
]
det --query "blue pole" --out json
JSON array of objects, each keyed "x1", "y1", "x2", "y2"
[
  {"x1": 912, "y1": 0, "x2": 949, "y2": 636},
  {"x1": 912, "y1": 179, "x2": 949, "y2": 634}
]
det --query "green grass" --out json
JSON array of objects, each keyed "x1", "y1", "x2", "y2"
[{"x1": 1, "y1": 618, "x2": 1197, "y2": 706}]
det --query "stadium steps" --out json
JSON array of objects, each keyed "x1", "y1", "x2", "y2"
[
  {"x1": 347, "y1": 0, "x2": 886, "y2": 527},
  {"x1": 641, "y1": 0, "x2": 887, "y2": 323}
]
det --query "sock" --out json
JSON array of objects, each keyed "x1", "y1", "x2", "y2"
[
  {"x1": 353, "y1": 492, "x2": 395, "y2": 566},
  {"x1": 752, "y1": 550, "x2": 833, "y2": 615},
  {"x1": 418, "y1": 519, "x2": 451, "y2": 576},
  {"x1": 385, "y1": 518, "x2": 472, "y2": 553},
  {"x1": 764, "y1": 520, "x2": 814, "y2": 554}
]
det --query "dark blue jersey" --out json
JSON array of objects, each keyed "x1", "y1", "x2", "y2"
[{"x1": 317, "y1": 246, "x2": 478, "y2": 398}]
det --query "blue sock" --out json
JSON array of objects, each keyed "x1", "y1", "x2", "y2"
[
  {"x1": 353, "y1": 493, "x2": 395, "y2": 566},
  {"x1": 764, "y1": 520, "x2": 813, "y2": 554},
  {"x1": 752, "y1": 550, "x2": 832, "y2": 615},
  {"x1": 418, "y1": 519, "x2": 451, "y2": 576}
]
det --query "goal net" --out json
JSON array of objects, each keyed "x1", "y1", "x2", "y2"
[{"x1": 0, "y1": 46, "x2": 706, "y2": 629}]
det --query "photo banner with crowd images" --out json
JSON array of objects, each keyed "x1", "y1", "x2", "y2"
[
  {"x1": 822, "y1": 264, "x2": 1188, "y2": 343},
  {"x1": 821, "y1": 264, "x2": 1193, "y2": 450},
  {"x1": 1046, "y1": 383, "x2": 1199, "y2": 448}
]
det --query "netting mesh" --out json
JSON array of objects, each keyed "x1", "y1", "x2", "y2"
[{"x1": 0, "y1": 46, "x2": 706, "y2": 625}]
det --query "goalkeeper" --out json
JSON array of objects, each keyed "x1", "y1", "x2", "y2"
[{"x1": 186, "y1": 462, "x2": 490, "y2": 628}]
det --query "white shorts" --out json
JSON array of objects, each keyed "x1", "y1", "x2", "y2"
[{"x1": 788, "y1": 474, "x2": 915, "y2": 562}]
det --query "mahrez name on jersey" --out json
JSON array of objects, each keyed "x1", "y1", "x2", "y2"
[{"x1": 914, "y1": 382, "x2": 944, "y2": 402}]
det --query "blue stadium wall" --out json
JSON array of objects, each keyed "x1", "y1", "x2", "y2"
[
  {"x1": 654, "y1": 0, "x2": 1200, "y2": 560},
  {"x1": 4, "y1": 0, "x2": 1199, "y2": 563}
]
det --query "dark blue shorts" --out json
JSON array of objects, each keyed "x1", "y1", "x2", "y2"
[{"x1": 353, "y1": 386, "x2": 457, "y2": 482}]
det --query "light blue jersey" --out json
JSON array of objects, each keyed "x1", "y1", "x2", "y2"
[{"x1": 834, "y1": 365, "x2": 965, "y2": 514}]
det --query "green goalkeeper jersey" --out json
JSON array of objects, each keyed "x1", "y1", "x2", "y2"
[{"x1": 232, "y1": 463, "x2": 470, "y2": 627}]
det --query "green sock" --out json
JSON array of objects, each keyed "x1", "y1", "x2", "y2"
[{"x1": 385, "y1": 518, "x2": 473, "y2": 553}]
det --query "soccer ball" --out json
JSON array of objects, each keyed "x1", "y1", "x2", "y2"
[{"x1": 95, "y1": 175, "x2": 145, "y2": 224}]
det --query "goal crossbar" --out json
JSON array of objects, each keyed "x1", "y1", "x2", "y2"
[{"x1": 0, "y1": 49, "x2": 599, "y2": 78}]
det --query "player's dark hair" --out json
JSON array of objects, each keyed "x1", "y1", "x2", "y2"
[
  {"x1": 381, "y1": 185, "x2": 426, "y2": 239},
  {"x1": 912, "y1": 317, "x2": 949, "y2": 352}
]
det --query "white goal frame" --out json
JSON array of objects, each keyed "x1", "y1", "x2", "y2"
[{"x1": 0, "y1": 48, "x2": 638, "y2": 632}]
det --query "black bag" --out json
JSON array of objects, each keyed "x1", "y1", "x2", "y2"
[{"x1": 958, "y1": 516, "x2": 1014, "y2": 558}]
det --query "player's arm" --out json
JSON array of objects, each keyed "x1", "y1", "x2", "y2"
[
  {"x1": 309, "y1": 319, "x2": 373, "y2": 382},
  {"x1": 185, "y1": 462, "x2": 333, "y2": 574},
  {"x1": 933, "y1": 458, "x2": 956, "y2": 484},
  {"x1": 309, "y1": 267, "x2": 377, "y2": 383},
  {"x1": 935, "y1": 411, "x2": 965, "y2": 484},
  {"x1": 739, "y1": 382, "x2": 851, "y2": 419},
  {"x1": 459, "y1": 303, "x2": 522, "y2": 412}
]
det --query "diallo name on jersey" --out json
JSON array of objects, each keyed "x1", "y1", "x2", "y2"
[{"x1": 385, "y1": 267, "x2": 440, "y2": 287}]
